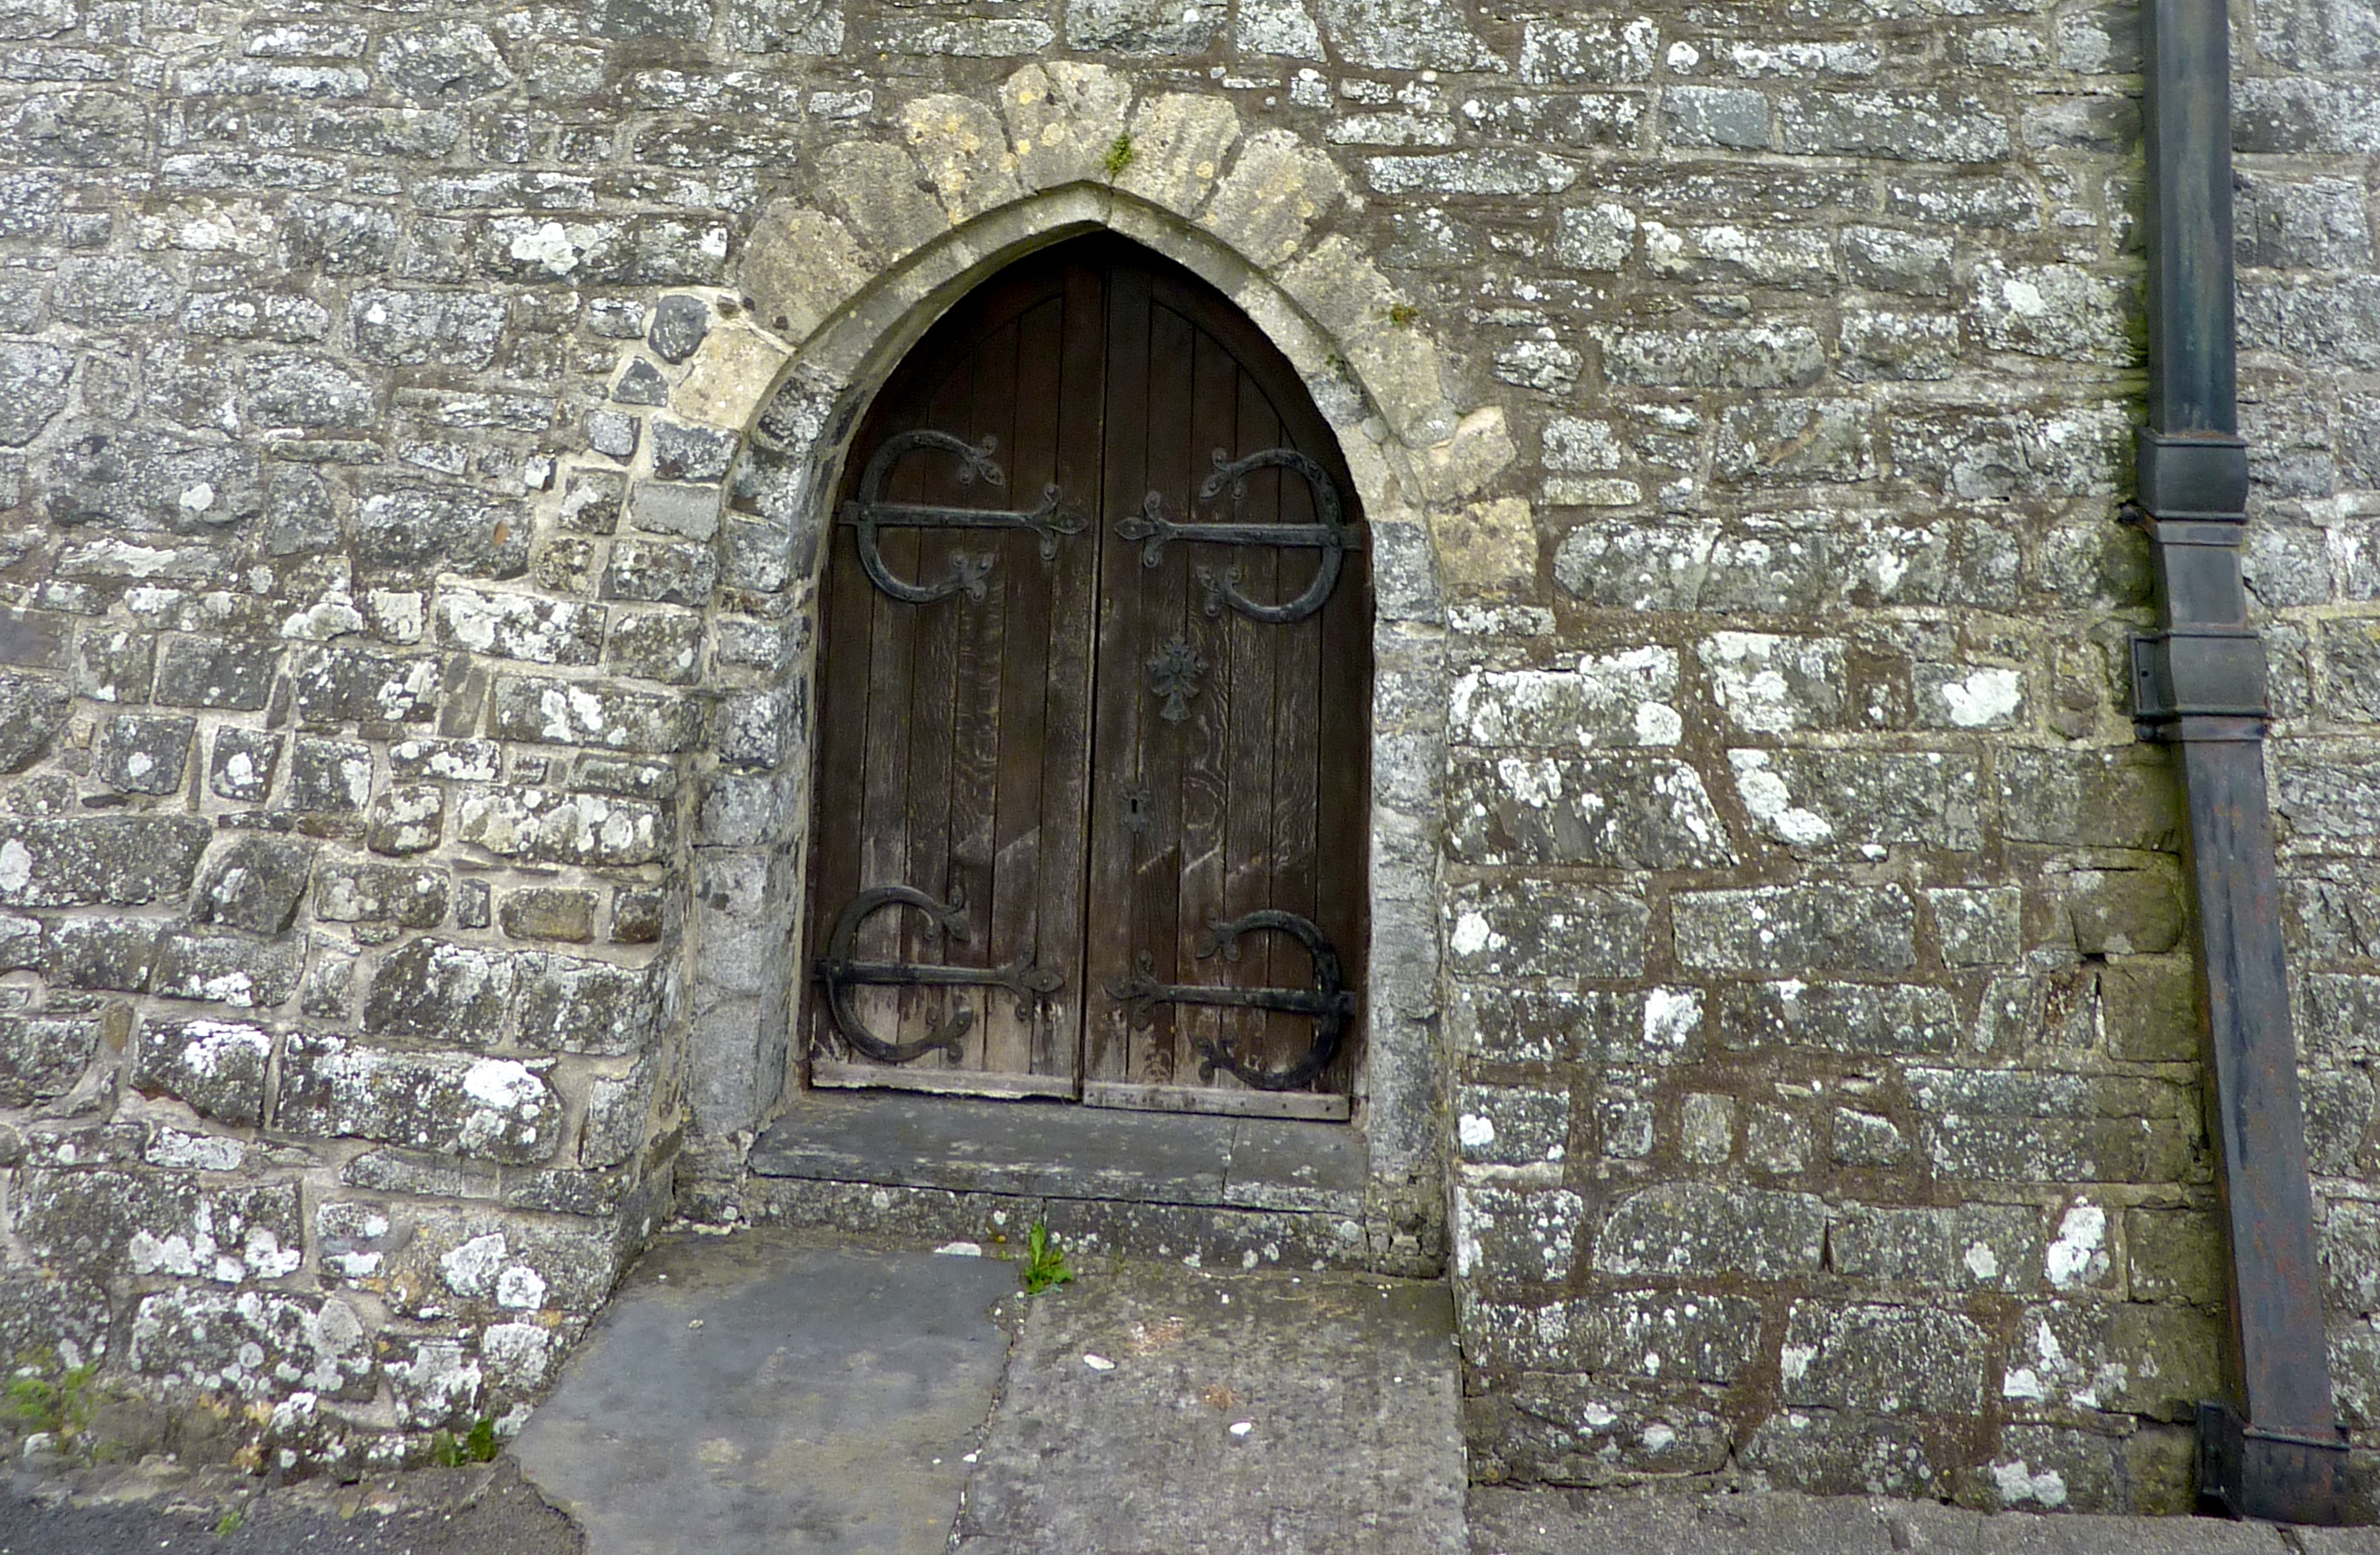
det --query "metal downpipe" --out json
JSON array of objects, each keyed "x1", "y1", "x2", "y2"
[{"x1": 2129, "y1": 0, "x2": 2350, "y2": 1521}]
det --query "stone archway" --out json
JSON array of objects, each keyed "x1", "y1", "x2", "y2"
[{"x1": 565, "y1": 71, "x2": 1525, "y2": 1260}]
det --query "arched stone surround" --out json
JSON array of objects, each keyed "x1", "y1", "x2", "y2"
[{"x1": 558, "y1": 70, "x2": 1527, "y2": 1261}]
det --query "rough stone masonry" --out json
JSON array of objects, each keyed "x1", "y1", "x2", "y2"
[{"x1": 0, "y1": 0, "x2": 2374, "y2": 1515}]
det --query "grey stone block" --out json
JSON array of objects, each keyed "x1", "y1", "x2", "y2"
[
  {"x1": 1594, "y1": 1182, "x2": 1826, "y2": 1279},
  {"x1": 284, "y1": 737, "x2": 374, "y2": 813},
  {"x1": 125, "y1": 1285, "x2": 375, "y2": 1401},
  {"x1": 95, "y1": 711, "x2": 195, "y2": 795},
  {"x1": 314, "y1": 860, "x2": 450, "y2": 928},
  {"x1": 0, "y1": 1009, "x2": 110, "y2": 1108},
  {"x1": 1675, "y1": 884, "x2": 1917, "y2": 976},
  {"x1": 277, "y1": 1032, "x2": 562, "y2": 1165},
  {"x1": 364, "y1": 938, "x2": 518, "y2": 1046},
  {"x1": 646, "y1": 293, "x2": 711, "y2": 363},
  {"x1": 0, "y1": 816, "x2": 211, "y2": 907},
  {"x1": 191, "y1": 835, "x2": 315, "y2": 935},
  {"x1": 151, "y1": 927, "x2": 304, "y2": 1008}
]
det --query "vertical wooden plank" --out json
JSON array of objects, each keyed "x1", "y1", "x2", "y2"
[
  {"x1": 1031, "y1": 262, "x2": 1107, "y2": 1081},
  {"x1": 1176, "y1": 324, "x2": 1240, "y2": 1094},
  {"x1": 1267, "y1": 385, "x2": 1325, "y2": 1088},
  {"x1": 1311, "y1": 422, "x2": 1372, "y2": 1098},
  {"x1": 983, "y1": 293, "x2": 1066, "y2": 1079},
  {"x1": 806, "y1": 444, "x2": 881, "y2": 1069},
  {"x1": 1084, "y1": 258, "x2": 1154, "y2": 1086},
  {"x1": 895, "y1": 351, "x2": 971, "y2": 1064},
  {"x1": 850, "y1": 366, "x2": 930, "y2": 1067},
  {"x1": 1221, "y1": 369, "x2": 1280, "y2": 1088},
  {"x1": 1130, "y1": 298, "x2": 1200, "y2": 1086},
  {"x1": 944, "y1": 312, "x2": 1020, "y2": 1075}
]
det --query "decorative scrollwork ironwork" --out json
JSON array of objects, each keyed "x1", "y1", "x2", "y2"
[
  {"x1": 1112, "y1": 447, "x2": 1360, "y2": 625},
  {"x1": 813, "y1": 884, "x2": 1062, "y2": 1066},
  {"x1": 1103, "y1": 909, "x2": 1355, "y2": 1091},
  {"x1": 838, "y1": 429, "x2": 1086, "y2": 605}
]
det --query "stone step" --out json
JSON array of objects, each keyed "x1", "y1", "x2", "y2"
[
  {"x1": 745, "y1": 1090, "x2": 1396, "y2": 1275},
  {"x1": 514, "y1": 1227, "x2": 1467, "y2": 1555}
]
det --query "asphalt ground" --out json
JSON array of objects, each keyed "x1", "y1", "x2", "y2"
[{"x1": 0, "y1": 1460, "x2": 579, "y2": 1555}]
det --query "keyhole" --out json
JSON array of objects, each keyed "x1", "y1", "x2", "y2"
[{"x1": 1122, "y1": 784, "x2": 1152, "y2": 834}]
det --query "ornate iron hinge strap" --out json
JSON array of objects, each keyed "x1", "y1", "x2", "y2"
[
  {"x1": 838, "y1": 429, "x2": 1086, "y2": 605},
  {"x1": 1104, "y1": 910, "x2": 1354, "y2": 1091},
  {"x1": 1114, "y1": 447, "x2": 1360, "y2": 625},
  {"x1": 813, "y1": 884, "x2": 1061, "y2": 1065}
]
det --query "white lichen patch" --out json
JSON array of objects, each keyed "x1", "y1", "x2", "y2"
[
  {"x1": 1641, "y1": 987, "x2": 1701, "y2": 1058},
  {"x1": 1697, "y1": 631, "x2": 1844, "y2": 736},
  {"x1": 480, "y1": 1324, "x2": 555, "y2": 1392},
  {"x1": 1991, "y1": 1458, "x2": 2069, "y2": 1508},
  {"x1": 1728, "y1": 749, "x2": 1834, "y2": 845},
  {"x1": 1935, "y1": 666, "x2": 2024, "y2": 728},
  {"x1": 441, "y1": 1232, "x2": 510, "y2": 1298},
  {"x1": 2044, "y1": 1202, "x2": 2108, "y2": 1291}
]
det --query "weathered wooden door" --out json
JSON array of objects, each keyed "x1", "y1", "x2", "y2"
[{"x1": 805, "y1": 237, "x2": 1368, "y2": 1120}]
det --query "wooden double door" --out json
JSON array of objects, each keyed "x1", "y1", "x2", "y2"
[{"x1": 804, "y1": 237, "x2": 1370, "y2": 1119}]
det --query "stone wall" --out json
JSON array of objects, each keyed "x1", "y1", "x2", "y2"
[
  {"x1": 2250, "y1": 0, "x2": 2380, "y2": 1499},
  {"x1": 0, "y1": 0, "x2": 2373, "y2": 1506}
]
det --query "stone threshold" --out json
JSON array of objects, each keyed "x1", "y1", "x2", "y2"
[{"x1": 749, "y1": 1087, "x2": 1367, "y2": 1217}]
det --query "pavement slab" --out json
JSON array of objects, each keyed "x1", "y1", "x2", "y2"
[
  {"x1": 513, "y1": 1231, "x2": 1017, "y2": 1555},
  {"x1": 954, "y1": 1262, "x2": 1467, "y2": 1555}
]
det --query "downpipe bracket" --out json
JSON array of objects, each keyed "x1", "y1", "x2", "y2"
[{"x1": 2127, "y1": 630, "x2": 2269, "y2": 742}]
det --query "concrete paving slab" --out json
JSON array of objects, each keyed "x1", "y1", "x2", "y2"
[
  {"x1": 513, "y1": 1231, "x2": 1014, "y2": 1555},
  {"x1": 955, "y1": 1263, "x2": 1465, "y2": 1554},
  {"x1": 1468, "y1": 1487, "x2": 2307, "y2": 1555}
]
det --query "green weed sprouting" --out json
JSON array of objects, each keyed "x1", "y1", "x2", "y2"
[
  {"x1": 3, "y1": 1349, "x2": 101, "y2": 1457},
  {"x1": 1021, "y1": 1221, "x2": 1074, "y2": 1295},
  {"x1": 429, "y1": 1415, "x2": 502, "y2": 1467},
  {"x1": 1101, "y1": 133, "x2": 1136, "y2": 179}
]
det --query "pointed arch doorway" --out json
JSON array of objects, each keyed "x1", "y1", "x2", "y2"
[{"x1": 802, "y1": 235, "x2": 1371, "y2": 1123}]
